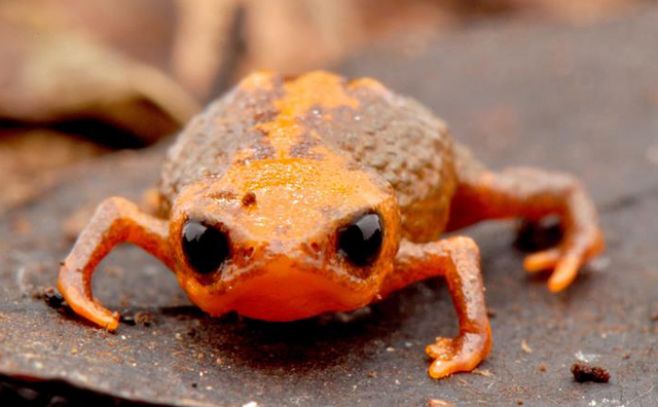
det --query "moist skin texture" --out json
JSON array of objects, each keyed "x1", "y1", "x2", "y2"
[{"x1": 160, "y1": 72, "x2": 456, "y2": 242}]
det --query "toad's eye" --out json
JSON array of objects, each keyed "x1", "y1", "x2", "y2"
[
  {"x1": 337, "y1": 212, "x2": 384, "y2": 267},
  {"x1": 181, "y1": 220, "x2": 230, "y2": 274}
]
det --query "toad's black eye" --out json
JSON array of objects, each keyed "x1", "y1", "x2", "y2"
[
  {"x1": 181, "y1": 220, "x2": 230, "y2": 274},
  {"x1": 337, "y1": 212, "x2": 384, "y2": 267}
]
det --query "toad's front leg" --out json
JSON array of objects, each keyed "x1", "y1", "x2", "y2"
[
  {"x1": 382, "y1": 237, "x2": 492, "y2": 379},
  {"x1": 58, "y1": 197, "x2": 173, "y2": 331}
]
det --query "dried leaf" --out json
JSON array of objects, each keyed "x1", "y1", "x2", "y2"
[{"x1": 0, "y1": 15, "x2": 200, "y2": 143}]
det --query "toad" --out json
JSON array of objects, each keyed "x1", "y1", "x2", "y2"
[{"x1": 58, "y1": 71, "x2": 604, "y2": 378}]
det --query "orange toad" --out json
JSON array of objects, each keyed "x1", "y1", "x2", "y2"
[{"x1": 59, "y1": 71, "x2": 604, "y2": 379}]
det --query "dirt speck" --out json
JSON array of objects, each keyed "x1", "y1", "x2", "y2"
[
  {"x1": 571, "y1": 363, "x2": 610, "y2": 383},
  {"x1": 120, "y1": 311, "x2": 156, "y2": 327},
  {"x1": 521, "y1": 340, "x2": 533, "y2": 354}
]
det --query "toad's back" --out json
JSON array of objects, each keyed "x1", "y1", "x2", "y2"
[{"x1": 160, "y1": 71, "x2": 456, "y2": 241}]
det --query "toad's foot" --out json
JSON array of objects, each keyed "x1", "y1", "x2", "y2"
[
  {"x1": 426, "y1": 332, "x2": 491, "y2": 379},
  {"x1": 524, "y1": 228, "x2": 604, "y2": 292},
  {"x1": 383, "y1": 237, "x2": 492, "y2": 379}
]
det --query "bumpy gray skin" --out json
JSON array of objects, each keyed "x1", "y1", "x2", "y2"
[{"x1": 159, "y1": 74, "x2": 457, "y2": 242}]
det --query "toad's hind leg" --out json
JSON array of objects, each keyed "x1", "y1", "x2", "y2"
[
  {"x1": 447, "y1": 145, "x2": 604, "y2": 292},
  {"x1": 382, "y1": 237, "x2": 492, "y2": 379},
  {"x1": 58, "y1": 197, "x2": 173, "y2": 331}
]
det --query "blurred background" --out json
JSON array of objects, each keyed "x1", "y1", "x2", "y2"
[{"x1": 0, "y1": 0, "x2": 649, "y2": 217}]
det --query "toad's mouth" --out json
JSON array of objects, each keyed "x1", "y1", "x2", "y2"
[{"x1": 183, "y1": 257, "x2": 375, "y2": 321}]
